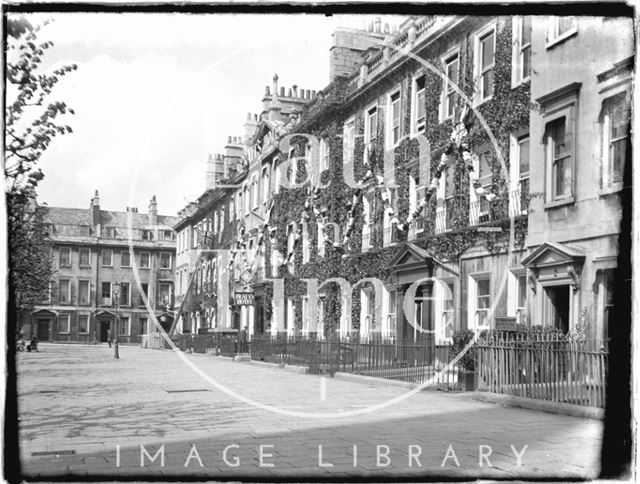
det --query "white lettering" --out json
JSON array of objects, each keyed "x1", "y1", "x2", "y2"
[
  {"x1": 184, "y1": 445, "x2": 204, "y2": 467},
  {"x1": 408, "y1": 445, "x2": 422, "y2": 467},
  {"x1": 441, "y1": 444, "x2": 460, "y2": 467},
  {"x1": 259, "y1": 445, "x2": 275, "y2": 467},
  {"x1": 318, "y1": 445, "x2": 334, "y2": 467},
  {"x1": 479, "y1": 445, "x2": 493, "y2": 467},
  {"x1": 510, "y1": 444, "x2": 528, "y2": 467},
  {"x1": 377, "y1": 445, "x2": 391, "y2": 467},
  {"x1": 223, "y1": 444, "x2": 240, "y2": 467},
  {"x1": 140, "y1": 444, "x2": 165, "y2": 467}
]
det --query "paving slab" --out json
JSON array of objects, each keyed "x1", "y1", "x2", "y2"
[{"x1": 15, "y1": 343, "x2": 603, "y2": 480}]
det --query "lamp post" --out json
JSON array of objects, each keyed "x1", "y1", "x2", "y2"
[{"x1": 113, "y1": 282, "x2": 120, "y2": 359}]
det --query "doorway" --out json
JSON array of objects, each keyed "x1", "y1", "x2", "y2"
[
  {"x1": 36, "y1": 319, "x2": 50, "y2": 341},
  {"x1": 100, "y1": 320, "x2": 112, "y2": 342},
  {"x1": 545, "y1": 285, "x2": 570, "y2": 333}
]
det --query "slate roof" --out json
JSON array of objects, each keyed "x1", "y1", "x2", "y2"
[{"x1": 44, "y1": 206, "x2": 178, "y2": 229}]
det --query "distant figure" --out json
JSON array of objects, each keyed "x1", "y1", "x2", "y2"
[
  {"x1": 107, "y1": 329, "x2": 112, "y2": 348},
  {"x1": 17, "y1": 336, "x2": 26, "y2": 352},
  {"x1": 27, "y1": 335, "x2": 38, "y2": 352},
  {"x1": 240, "y1": 326, "x2": 248, "y2": 353},
  {"x1": 92, "y1": 330, "x2": 98, "y2": 345}
]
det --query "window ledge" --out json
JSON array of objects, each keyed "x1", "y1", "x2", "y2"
[
  {"x1": 546, "y1": 29, "x2": 577, "y2": 49},
  {"x1": 79, "y1": 264, "x2": 91, "y2": 268},
  {"x1": 511, "y1": 77, "x2": 531, "y2": 90},
  {"x1": 598, "y1": 184, "x2": 622, "y2": 197},
  {"x1": 473, "y1": 95, "x2": 493, "y2": 108},
  {"x1": 543, "y1": 197, "x2": 575, "y2": 210}
]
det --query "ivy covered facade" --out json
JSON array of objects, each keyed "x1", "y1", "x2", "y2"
[{"x1": 173, "y1": 15, "x2": 631, "y2": 342}]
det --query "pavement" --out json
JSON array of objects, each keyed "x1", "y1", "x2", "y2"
[{"x1": 16, "y1": 343, "x2": 603, "y2": 480}]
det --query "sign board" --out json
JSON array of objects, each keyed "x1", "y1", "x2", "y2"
[
  {"x1": 235, "y1": 291, "x2": 255, "y2": 306},
  {"x1": 495, "y1": 317, "x2": 517, "y2": 332},
  {"x1": 240, "y1": 269, "x2": 253, "y2": 285}
]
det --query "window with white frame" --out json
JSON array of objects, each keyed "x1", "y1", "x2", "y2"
[
  {"x1": 158, "y1": 282, "x2": 172, "y2": 307},
  {"x1": 140, "y1": 252, "x2": 151, "y2": 269},
  {"x1": 442, "y1": 282, "x2": 455, "y2": 339},
  {"x1": 59, "y1": 247, "x2": 71, "y2": 267},
  {"x1": 441, "y1": 51, "x2": 459, "y2": 120},
  {"x1": 343, "y1": 118, "x2": 355, "y2": 168},
  {"x1": 546, "y1": 16, "x2": 577, "y2": 46},
  {"x1": 273, "y1": 158, "x2": 282, "y2": 194},
  {"x1": 475, "y1": 277, "x2": 491, "y2": 329},
  {"x1": 474, "y1": 23, "x2": 496, "y2": 104},
  {"x1": 472, "y1": 148, "x2": 493, "y2": 223},
  {"x1": 59, "y1": 279, "x2": 70, "y2": 304},
  {"x1": 545, "y1": 116, "x2": 573, "y2": 201},
  {"x1": 229, "y1": 199, "x2": 235, "y2": 222},
  {"x1": 409, "y1": 174, "x2": 418, "y2": 214},
  {"x1": 601, "y1": 93, "x2": 630, "y2": 190},
  {"x1": 139, "y1": 283, "x2": 148, "y2": 306},
  {"x1": 78, "y1": 315, "x2": 89, "y2": 334},
  {"x1": 102, "y1": 249, "x2": 113, "y2": 267},
  {"x1": 364, "y1": 104, "x2": 378, "y2": 146},
  {"x1": 261, "y1": 166, "x2": 270, "y2": 202},
  {"x1": 243, "y1": 185, "x2": 250, "y2": 214},
  {"x1": 383, "y1": 189, "x2": 397, "y2": 246},
  {"x1": 236, "y1": 191, "x2": 242, "y2": 218},
  {"x1": 509, "y1": 134, "x2": 530, "y2": 214},
  {"x1": 286, "y1": 297, "x2": 295, "y2": 333},
  {"x1": 79, "y1": 247, "x2": 90, "y2": 266},
  {"x1": 58, "y1": 314, "x2": 70, "y2": 334},
  {"x1": 436, "y1": 161, "x2": 456, "y2": 231},
  {"x1": 412, "y1": 74, "x2": 426, "y2": 134},
  {"x1": 101, "y1": 282, "x2": 111, "y2": 304},
  {"x1": 302, "y1": 222, "x2": 310, "y2": 263},
  {"x1": 319, "y1": 138, "x2": 330, "y2": 172},
  {"x1": 119, "y1": 316, "x2": 130, "y2": 336},
  {"x1": 288, "y1": 146, "x2": 297, "y2": 186},
  {"x1": 386, "y1": 90, "x2": 401, "y2": 148},
  {"x1": 121, "y1": 250, "x2": 131, "y2": 267},
  {"x1": 120, "y1": 282, "x2": 130, "y2": 306},
  {"x1": 287, "y1": 223, "x2": 296, "y2": 274},
  {"x1": 139, "y1": 317, "x2": 148, "y2": 335},
  {"x1": 317, "y1": 223, "x2": 325, "y2": 257},
  {"x1": 79, "y1": 280, "x2": 90, "y2": 305},
  {"x1": 360, "y1": 287, "x2": 375, "y2": 335},
  {"x1": 362, "y1": 195, "x2": 373, "y2": 250},
  {"x1": 270, "y1": 237, "x2": 280, "y2": 277},
  {"x1": 251, "y1": 176, "x2": 259, "y2": 209},
  {"x1": 512, "y1": 16, "x2": 532, "y2": 86},
  {"x1": 160, "y1": 252, "x2": 172, "y2": 269}
]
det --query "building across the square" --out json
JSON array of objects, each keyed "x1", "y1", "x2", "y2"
[
  {"x1": 21, "y1": 191, "x2": 177, "y2": 344},
  {"x1": 173, "y1": 15, "x2": 631, "y2": 342}
]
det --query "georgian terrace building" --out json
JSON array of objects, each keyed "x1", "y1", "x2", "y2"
[
  {"x1": 22, "y1": 191, "x2": 177, "y2": 343},
  {"x1": 173, "y1": 15, "x2": 631, "y2": 342}
]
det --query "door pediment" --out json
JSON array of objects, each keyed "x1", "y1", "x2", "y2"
[{"x1": 522, "y1": 242, "x2": 586, "y2": 269}]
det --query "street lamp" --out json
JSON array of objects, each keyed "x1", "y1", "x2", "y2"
[{"x1": 113, "y1": 282, "x2": 120, "y2": 359}]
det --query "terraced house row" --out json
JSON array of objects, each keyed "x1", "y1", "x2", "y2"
[
  {"x1": 174, "y1": 15, "x2": 632, "y2": 343},
  {"x1": 19, "y1": 192, "x2": 177, "y2": 343}
]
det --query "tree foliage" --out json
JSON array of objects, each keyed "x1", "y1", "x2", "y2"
[
  {"x1": 5, "y1": 16, "x2": 77, "y2": 329},
  {"x1": 5, "y1": 16, "x2": 77, "y2": 195}
]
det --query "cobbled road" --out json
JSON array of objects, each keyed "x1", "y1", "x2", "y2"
[{"x1": 16, "y1": 344, "x2": 602, "y2": 480}]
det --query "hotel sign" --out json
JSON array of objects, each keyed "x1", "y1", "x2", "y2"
[{"x1": 234, "y1": 291, "x2": 255, "y2": 306}]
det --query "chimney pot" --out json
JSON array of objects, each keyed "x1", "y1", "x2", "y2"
[
  {"x1": 228, "y1": 136, "x2": 232, "y2": 143},
  {"x1": 254, "y1": 113, "x2": 258, "y2": 121},
  {"x1": 306, "y1": 89, "x2": 311, "y2": 98},
  {"x1": 265, "y1": 86, "x2": 270, "y2": 95},
  {"x1": 384, "y1": 23, "x2": 390, "y2": 34},
  {"x1": 292, "y1": 85, "x2": 298, "y2": 97},
  {"x1": 280, "y1": 87, "x2": 285, "y2": 96},
  {"x1": 247, "y1": 112, "x2": 252, "y2": 120},
  {"x1": 375, "y1": 17, "x2": 381, "y2": 33},
  {"x1": 287, "y1": 88, "x2": 292, "y2": 97},
  {"x1": 312, "y1": 90, "x2": 316, "y2": 97}
]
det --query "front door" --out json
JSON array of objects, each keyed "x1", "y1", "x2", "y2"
[
  {"x1": 254, "y1": 297, "x2": 264, "y2": 334},
  {"x1": 545, "y1": 285, "x2": 570, "y2": 334},
  {"x1": 36, "y1": 319, "x2": 50, "y2": 341},
  {"x1": 100, "y1": 320, "x2": 111, "y2": 342}
]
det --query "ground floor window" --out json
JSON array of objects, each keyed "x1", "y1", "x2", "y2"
[
  {"x1": 139, "y1": 317, "x2": 148, "y2": 335},
  {"x1": 58, "y1": 314, "x2": 70, "y2": 334},
  {"x1": 119, "y1": 317, "x2": 130, "y2": 336},
  {"x1": 476, "y1": 278, "x2": 491, "y2": 329},
  {"x1": 78, "y1": 315, "x2": 89, "y2": 334}
]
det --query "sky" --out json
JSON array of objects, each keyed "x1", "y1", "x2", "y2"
[{"x1": 14, "y1": 13, "x2": 405, "y2": 217}]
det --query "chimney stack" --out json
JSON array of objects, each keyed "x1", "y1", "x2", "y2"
[
  {"x1": 91, "y1": 190, "x2": 100, "y2": 226},
  {"x1": 148, "y1": 195, "x2": 158, "y2": 226}
]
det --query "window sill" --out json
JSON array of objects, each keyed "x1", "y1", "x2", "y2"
[
  {"x1": 140, "y1": 267, "x2": 151, "y2": 270},
  {"x1": 473, "y1": 95, "x2": 493, "y2": 108},
  {"x1": 543, "y1": 196, "x2": 575, "y2": 210},
  {"x1": 546, "y1": 29, "x2": 577, "y2": 49},
  {"x1": 79, "y1": 264, "x2": 91, "y2": 269},
  {"x1": 511, "y1": 77, "x2": 530, "y2": 90},
  {"x1": 58, "y1": 332, "x2": 70, "y2": 335},
  {"x1": 599, "y1": 185, "x2": 623, "y2": 197},
  {"x1": 60, "y1": 264, "x2": 72, "y2": 269},
  {"x1": 121, "y1": 265, "x2": 131, "y2": 269},
  {"x1": 101, "y1": 265, "x2": 113, "y2": 268}
]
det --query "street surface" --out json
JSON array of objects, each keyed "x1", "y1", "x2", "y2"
[{"x1": 17, "y1": 344, "x2": 602, "y2": 479}]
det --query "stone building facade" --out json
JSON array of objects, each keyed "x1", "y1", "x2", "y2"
[
  {"x1": 174, "y1": 15, "x2": 631, "y2": 342},
  {"x1": 23, "y1": 191, "x2": 177, "y2": 344}
]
